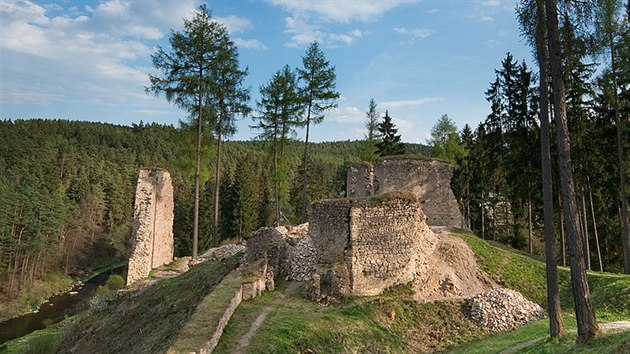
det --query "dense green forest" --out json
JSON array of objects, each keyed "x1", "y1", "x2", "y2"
[{"x1": 0, "y1": 118, "x2": 429, "y2": 316}]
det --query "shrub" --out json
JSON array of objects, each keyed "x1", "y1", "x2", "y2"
[{"x1": 105, "y1": 274, "x2": 125, "y2": 290}]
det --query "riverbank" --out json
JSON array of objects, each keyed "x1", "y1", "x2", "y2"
[{"x1": 0, "y1": 260, "x2": 126, "y2": 322}]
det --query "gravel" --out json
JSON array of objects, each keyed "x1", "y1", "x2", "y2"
[{"x1": 466, "y1": 288, "x2": 546, "y2": 332}]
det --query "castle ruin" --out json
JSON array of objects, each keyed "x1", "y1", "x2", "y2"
[
  {"x1": 308, "y1": 191, "x2": 434, "y2": 297},
  {"x1": 346, "y1": 157, "x2": 463, "y2": 228},
  {"x1": 126, "y1": 168, "x2": 174, "y2": 286}
]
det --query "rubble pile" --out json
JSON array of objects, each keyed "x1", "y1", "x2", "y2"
[
  {"x1": 286, "y1": 235, "x2": 317, "y2": 281},
  {"x1": 201, "y1": 244, "x2": 246, "y2": 261},
  {"x1": 466, "y1": 288, "x2": 546, "y2": 332}
]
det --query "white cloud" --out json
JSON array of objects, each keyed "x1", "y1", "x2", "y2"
[
  {"x1": 284, "y1": 15, "x2": 325, "y2": 47},
  {"x1": 329, "y1": 29, "x2": 365, "y2": 46},
  {"x1": 269, "y1": 0, "x2": 418, "y2": 23},
  {"x1": 392, "y1": 117, "x2": 414, "y2": 131},
  {"x1": 394, "y1": 27, "x2": 431, "y2": 40},
  {"x1": 217, "y1": 15, "x2": 253, "y2": 33},
  {"x1": 0, "y1": 0, "x2": 184, "y2": 108},
  {"x1": 234, "y1": 38, "x2": 268, "y2": 50},
  {"x1": 380, "y1": 97, "x2": 443, "y2": 109},
  {"x1": 478, "y1": 15, "x2": 494, "y2": 22},
  {"x1": 329, "y1": 106, "x2": 365, "y2": 123},
  {"x1": 481, "y1": 0, "x2": 501, "y2": 7}
]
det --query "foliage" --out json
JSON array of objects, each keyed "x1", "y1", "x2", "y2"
[
  {"x1": 375, "y1": 110, "x2": 405, "y2": 157},
  {"x1": 361, "y1": 98, "x2": 381, "y2": 163},
  {"x1": 428, "y1": 114, "x2": 468, "y2": 169}
]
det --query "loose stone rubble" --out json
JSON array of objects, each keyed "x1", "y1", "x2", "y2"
[
  {"x1": 200, "y1": 244, "x2": 246, "y2": 261},
  {"x1": 466, "y1": 288, "x2": 546, "y2": 332},
  {"x1": 285, "y1": 235, "x2": 317, "y2": 281}
]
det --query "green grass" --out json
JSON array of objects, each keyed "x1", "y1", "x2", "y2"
[
  {"x1": 215, "y1": 282, "x2": 485, "y2": 353},
  {"x1": 168, "y1": 270, "x2": 244, "y2": 353},
  {"x1": 55, "y1": 255, "x2": 242, "y2": 354},
  {"x1": 0, "y1": 321, "x2": 64, "y2": 354}
]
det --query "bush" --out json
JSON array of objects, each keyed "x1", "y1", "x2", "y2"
[
  {"x1": 24, "y1": 333, "x2": 60, "y2": 354},
  {"x1": 105, "y1": 274, "x2": 125, "y2": 290}
]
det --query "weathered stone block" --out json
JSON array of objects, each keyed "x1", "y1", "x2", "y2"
[
  {"x1": 126, "y1": 168, "x2": 174, "y2": 286},
  {"x1": 310, "y1": 192, "x2": 431, "y2": 297},
  {"x1": 346, "y1": 157, "x2": 463, "y2": 228}
]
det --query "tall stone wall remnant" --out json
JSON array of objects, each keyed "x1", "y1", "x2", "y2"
[
  {"x1": 346, "y1": 157, "x2": 463, "y2": 228},
  {"x1": 127, "y1": 168, "x2": 174, "y2": 286},
  {"x1": 309, "y1": 192, "x2": 433, "y2": 297}
]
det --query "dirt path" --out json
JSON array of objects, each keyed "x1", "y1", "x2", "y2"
[
  {"x1": 499, "y1": 321, "x2": 630, "y2": 354},
  {"x1": 233, "y1": 281, "x2": 303, "y2": 354}
]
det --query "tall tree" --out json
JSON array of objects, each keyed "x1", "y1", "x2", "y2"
[
  {"x1": 593, "y1": 0, "x2": 630, "y2": 273},
  {"x1": 376, "y1": 110, "x2": 405, "y2": 156},
  {"x1": 517, "y1": 0, "x2": 566, "y2": 338},
  {"x1": 206, "y1": 29, "x2": 251, "y2": 247},
  {"x1": 297, "y1": 41, "x2": 340, "y2": 222},
  {"x1": 546, "y1": 0, "x2": 600, "y2": 342},
  {"x1": 146, "y1": 4, "x2": 225, "y2": 261},
  {"x1": 429, "y1": 114, "x2": 467, "y2": 168},
  {"x1": 253, "y1": 65, "x2": 303, "y2": 226},
  {"x1": 361, "y1": 98, "x2": 381, "y2": 163}
]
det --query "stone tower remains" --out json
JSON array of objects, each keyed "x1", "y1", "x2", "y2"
[
  {"x1": 308, "y1": 192, "x2": 434, "y2": 297},
  {"x1": 346, "y1": 157, "x2": 463, "y2": 228},
  {"x1": 126, "y1": 168, "x2": 174, "y2": 286}
]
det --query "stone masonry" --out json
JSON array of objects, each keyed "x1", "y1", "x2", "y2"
[
  {"x1": 309, "y1": 192, "x2": 432, "y2": 297},
  {"x1": 347, "y1": 157, "x2": 463, "y2": 228},
  {"x1": 126, "y1": 168, "x2": 174, "y2": 286}
]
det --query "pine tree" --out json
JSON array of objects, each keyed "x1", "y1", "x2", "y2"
[
  {"x1": 252, "y1": 65, "x2": 304, "y2": 226},
  {"x1": 297, "y1": 42, "x2": 340, "y2": 222},
  {"x1": 146, "y1": 4, "x2": 226, "y2": 261},
  {"x1": 361, "y1": 98, "x2": 380, "y2": 162},
  {"x1": 546, "y1": 0, "x2": 600, "y2": 342},
  {"x1": 375, "y1": 110, "x2": 405, "y2": 157}
]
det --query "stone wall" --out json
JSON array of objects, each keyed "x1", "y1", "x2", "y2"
[
  {"x1": 309, "y1": 192, "x2": 431, "y2": 297},
  {"x1": 346, "y1": 157, "x2": 463, "y2": 228},
  {"x1": 126, "y1": 168, "x2": 174, "y2": 286}
]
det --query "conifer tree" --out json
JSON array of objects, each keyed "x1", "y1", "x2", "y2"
[
  {"x1": 252, "y1": 65, "x2": 303, "y2": 226},
  {"x1": 546, "y1": 0, "x2": 600, "y2": 342},
  {"x1": 361, "y1": 98, "x2": 381, "y2": 162},
  {"x1": 376, "y1": 110, "x2": 405, "y2": 157},
  {"x1": 297, "y1": 42, "x2": 339, "y2": 222}
]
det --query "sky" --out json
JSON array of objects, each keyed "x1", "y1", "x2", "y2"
[{"x1": 0, "y1": 0, "x2": 535, "y2": 144}]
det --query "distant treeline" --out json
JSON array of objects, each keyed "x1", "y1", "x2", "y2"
[{"x1": 0, "y1": 118, "x2": 429, "y2": 302}]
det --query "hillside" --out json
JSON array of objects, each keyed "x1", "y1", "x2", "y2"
[
  {"x1": 5, "y1": 230, "x2": 629, "y2": 353},
  {"x1": 0, "y1": 119, "x2": 431, "y2": 320}
]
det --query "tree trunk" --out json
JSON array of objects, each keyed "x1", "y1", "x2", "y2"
[
  {"x1": 481, "y1": 190, "x2": 486, "y2": 239},
  {"x1": 192, "y1": 70, "x2": 203, "y2": 262},
  {"x1": 301, "y1": 102, "x2": 313, "y2": 222},
  {"x1": 559, "y1": 193, "x2": 566, "y2": 266},
  {"x1": 536, "y1": 0, "x2": 566, "y2": 337},
  {"x1": 213, "y1": 117, "x2": 223, "y2": 247},
  {"x1": 528, "y1": 198, "x2": 533, "y2": 254},
  {"x1": 273, "y1": 134, "x2": 281, "y2": 226},
  {"x1": 588, "y1": 177, "x2": 603, "y2": 272},
  {"x1": 581, "y1": 191, "x2": 591, "y2": 271},
  {"x1": 546, "y1": 0, "x2": 599, "y2": 342}
]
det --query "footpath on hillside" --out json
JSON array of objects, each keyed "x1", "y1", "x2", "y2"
[{"x1": 233, "y1": 281, "x2": 303, "y2": 354}]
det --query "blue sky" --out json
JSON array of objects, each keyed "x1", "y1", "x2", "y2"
[{"x1": 0, "y1": 0, "x2": 534, "y2": 143}]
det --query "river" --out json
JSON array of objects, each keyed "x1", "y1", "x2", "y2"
[{"x1": 0, "y1": 266, "x2": 125, "y2": 344}]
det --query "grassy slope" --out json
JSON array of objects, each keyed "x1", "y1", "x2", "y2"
[
  {"x1": 55, "y1": 255, "x2": 241, "y2": 354},
  {"x1": 215, "y1": 231, "x2": 630, "y2": 354},
  {"x1": 6, "y1": 232, "x2": 628, "y2": 353}
]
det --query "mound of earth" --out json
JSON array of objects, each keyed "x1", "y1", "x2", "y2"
[{"x1": 413, "y1": 228, "x2": 497, "y2": 302}]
